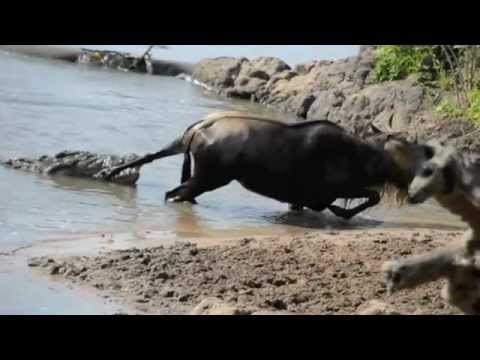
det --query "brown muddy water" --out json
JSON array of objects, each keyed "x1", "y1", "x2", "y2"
[{"x1": 0, "y1": 46, "x2": 466, "y2": 314}]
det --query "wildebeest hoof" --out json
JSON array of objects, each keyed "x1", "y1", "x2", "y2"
[{"x1": 166, "y1": 196, "x2": 197, "y2": 204}]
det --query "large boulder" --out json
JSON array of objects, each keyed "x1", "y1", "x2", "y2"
[
  {"x1": 192, "y1": 57, "x2": 247, "y2": 88},
  {"x1": 239, "y1": 57, "x2": 291, "y2": 80},
  {"x1": 306, "y1": 78, "x2": 429, "y2": 133},
  {"x1": 192, "y1": 56, "x2": 292, "y2": 100},
  {"x1": 256, "y1": 55, "x2": 370, "y2": 116}
]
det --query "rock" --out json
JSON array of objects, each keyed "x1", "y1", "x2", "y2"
[
  {"x1": 143, "y1": 289, "x2": 157, "y2": 299},
  {"x1": 190, "y1": 297, "x2": 243, "y2": 315},
  {"x1": 240, "y1": 57, "x2": 290, "y2": 80},
  {"x1": 152, "y1": 272, "x2": 171, "y2": 280},
  {"x1": 192, "y1": 56, "x2": 290, "y2": 102},
  {"x1": 356, "y1": 300, "x2": 402, "y2": 315},
  {"x1": 192, "y1": 57, "x2": 247, "y2": 88},
  {"x1": 100, "y1": 260, "x2": 114, "y2": 269},
  {"x1": 266, "y1": 299, "x2": 288, "y2": 310},
  {"x1": 251, "y1": 310, "x2": 295, "y2": 315},
  {"x1": 27, "y1": 257, "x2": 42, "y2": 267},
  {"x1": 161, "y1": 288, "x2": 176, "y2": 298},
  {"x1": 290, "y1": 293, "x2": 310, "y2": 304},
  {"x1": 135, "y1": 296, "x2": 150, "y2": 304},
  {"x1": 178, "y1": 293, "x2": 191, "y2": 302},
  {"x1": 272, "y1": 278, "x2": 287, "y2": 287},
  {"x1": 306, "y1": 90, "x2": 346, "y2": 121},
  {"x1": 227, "y1": 77, "x2": 267, "y2": 100},
  {"x1": 49, "y1": 265, "x2": 61, "y2": 276}
]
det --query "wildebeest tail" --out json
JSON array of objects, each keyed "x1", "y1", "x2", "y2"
[
  {"x1": 180, "y1": 126, "x2": 199, "y2": 183},
  {"x1": 105, "y1": 136, "x2": 185, "y2": 180}
]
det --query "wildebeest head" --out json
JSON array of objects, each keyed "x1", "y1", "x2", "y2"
[
  {"x1": 384, "y1": 134, "x2": 430, "y2": 176},
  {"x1": 356, "y1": 123, "x2": 439, "y2": 205},
  {"x1": 407, "y1": 141, "x2": 458, "y2": 204},
  {"x1": 362, "y1": 124, "x2": 433, "y2": 182}
]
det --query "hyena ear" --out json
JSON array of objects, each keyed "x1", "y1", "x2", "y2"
[{"x1": 442, "y1": 163, "x2": 456, "y2": 194}]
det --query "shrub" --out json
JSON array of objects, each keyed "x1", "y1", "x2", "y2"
[
  {"x1": 372, "y1": 46, "x2": 430, "y2": 82},
  {"x1": 436, "y1": 89, "x2": 480, "y2": 126}
]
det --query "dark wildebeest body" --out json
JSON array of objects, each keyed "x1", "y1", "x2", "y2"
[{"x1": 105, "y1": 111, "x2": 417, "y2": 220}]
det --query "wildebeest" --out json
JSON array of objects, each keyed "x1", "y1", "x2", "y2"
[{"x1": 105, "y1": 111, "x2": 428, "y2": 220}]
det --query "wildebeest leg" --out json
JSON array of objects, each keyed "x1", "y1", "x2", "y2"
[
  {"x1": 165, "y1": 173, "x2": 232, "y2": 204},
  {"x1": 327, "y1": 190, "x2": 380, "y2": 220},
  {"x1": 181, "y1": 152, "x2": 192, "y2": 183},
  {"x1": 165, "y1": 182, "x2": 197, "y2": 204}
]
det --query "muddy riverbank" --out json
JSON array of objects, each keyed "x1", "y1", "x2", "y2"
[{"x1": 26, "y1": 227, "x2": 465, "y2": 315}]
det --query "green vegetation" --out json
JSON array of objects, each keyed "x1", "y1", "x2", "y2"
[
  {"x1": 436, "y1": 90, "x2": 480, "y2": 125},
  {"x1": 372, "y1": 46, "x2": 430, "y2": 82},
  {"x1": 373, "y1": 45, "x2": 480, "y2": 126}
]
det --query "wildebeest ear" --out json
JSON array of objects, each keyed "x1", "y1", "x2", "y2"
[{"x1": 442, "y1": 163, "x2": 456, "y2": 194}]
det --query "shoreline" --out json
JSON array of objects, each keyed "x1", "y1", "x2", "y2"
[{"x1": 21, "y1": 226, "x2": 466, "y2": 315}]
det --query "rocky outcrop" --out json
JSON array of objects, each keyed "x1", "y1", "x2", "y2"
[
  {"x1": 307, "y1": 78, "x2": 431, "y2": 132},
  {"x1": 189, "y1": 46, "x2": 474, "y2": 148},
  {"x1": 1, "y1": 150, "x2": 141, "y2": 185}
]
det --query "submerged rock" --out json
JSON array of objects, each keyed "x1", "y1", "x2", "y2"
[{"x1": 1, "y1": 150, "x2": 141, "y2": 185}]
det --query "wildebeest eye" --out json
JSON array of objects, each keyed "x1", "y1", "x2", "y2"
[{"x1": 424, "y1": 146, "x2": 434, "y2": 159}]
